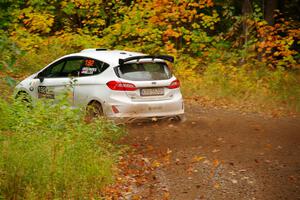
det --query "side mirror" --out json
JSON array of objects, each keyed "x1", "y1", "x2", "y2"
[
  {"x1": 35, "y1": 73, "x2": 44, "y2": 83},
  {"x1": 39, "y1": 77, "x2": 44, "y2": 83}
]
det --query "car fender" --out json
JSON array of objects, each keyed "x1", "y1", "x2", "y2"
[
  {"x1": 15, "y1": 76, "x2": 38, "y2": 98},
  {"x1": 14, "y1": 86, "x2": 31, "y2": 97},
  {"x1": 14, "y1": 87, "x2": 33, "y2": 104}
]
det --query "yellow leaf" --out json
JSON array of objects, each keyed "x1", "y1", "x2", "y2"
[
  {"x1": 192, "y1": 156, "x2": 206, "y2": 162},
  {"x1": 214, "y1": 183, "x2": 220, "y2": 189},
  {"x1": 152, "y1": 160, "x2": 161, "y2": 168}
]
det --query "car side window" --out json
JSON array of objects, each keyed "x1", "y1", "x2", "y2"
[
  {"x1": 61, "y1": 59, "x2": 83, "y2": 77},
  {"x1": 39, "y1": 61, "x2": 65, "y2": 78},
  {"x1": 39, "y1": 57, "x2": 109, "y2": 78},
  {"x1": 79, "y1": 58, "x2": 109, "y2": 76}
]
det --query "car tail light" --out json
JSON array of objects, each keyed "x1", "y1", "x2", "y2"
[
  {"x1": 106, "y1": 81, "x2": 137, "y2": 91},
  {"x1": 168, "y1": 79, "x2": 180, "y2": 89}
]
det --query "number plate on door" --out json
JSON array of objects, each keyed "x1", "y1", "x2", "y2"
[{"x1": 38, "y1": 86, "x2": 55, "y2": 99}]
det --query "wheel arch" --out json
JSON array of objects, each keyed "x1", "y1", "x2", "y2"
[
  {"x1": 15, "y1": 90, "x2": 30, "y2": 98},
  {"x1": 85, "y1": 99, "x2": 105, "y2": 119},
  {"x1": 15, "y1": 90, "x2": 32, "y2": 104},
  {"x1": 87, "y1": 99, "x2": 102, "y2": 107},
  {"x1": 86, "y1": 99, "x2": 104, "y2": 112}
]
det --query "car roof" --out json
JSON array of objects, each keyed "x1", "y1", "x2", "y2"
[{"x1": 64, "y1": 49, "x2": 146, "y2": 66}]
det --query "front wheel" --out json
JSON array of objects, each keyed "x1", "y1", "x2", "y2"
[{"x1": 15, "y1": 91, "x2": 32, "y2": 107}]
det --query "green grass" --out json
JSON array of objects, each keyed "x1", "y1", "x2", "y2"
[{"x1": 0, "y1": 95, "x2": 124, "y2": 199}]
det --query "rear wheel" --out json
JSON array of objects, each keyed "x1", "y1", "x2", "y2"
[{"x1": 86, "y1": 101, "x2": 103, "y2": 121}]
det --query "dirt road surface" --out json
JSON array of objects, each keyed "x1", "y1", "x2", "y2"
[{"x1": 120, "y1": 101, "x2": 300, "y2": 200}]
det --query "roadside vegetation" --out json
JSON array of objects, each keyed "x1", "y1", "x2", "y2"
[
  {"x1": 0, "y1": 95, "x2": 124, "y2": 199},
  {"x1": 0, "y1": 0, "x2": 299, "y2": 199}
]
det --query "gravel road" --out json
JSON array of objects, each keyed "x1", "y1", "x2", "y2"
[{"x1": 121, "y1": 101, "x2": 300, "y2": 200}]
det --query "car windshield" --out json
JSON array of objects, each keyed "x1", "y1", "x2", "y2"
[{"x1": 117, "y1": 62, "x2": 172, "y2": 81}]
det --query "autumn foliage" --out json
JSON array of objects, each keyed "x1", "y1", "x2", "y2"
[
  {"x1": 0, "y1": 0, "x2": 299, "y2": 105},
  {"x1": 256, "y1": 20, "x2": 300, "y2": 69}
]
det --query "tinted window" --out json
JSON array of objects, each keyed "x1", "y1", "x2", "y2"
[
  {"x1": 39, "y1": 61, "x2": 65, "y2": 78},
  {"x1": 79, "y1": 59, "x2": 109, "y2": 76},
  {"x1": 61, "y1": 59, "x2": 83, "y2": 77},
  {"x1": 117, "y1": 62, "x2": 172, "y2": 81},
  {"x1": 39, "y1": 57, "x2": 109, "y2": 78}
]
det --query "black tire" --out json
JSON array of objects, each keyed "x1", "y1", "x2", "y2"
[
  {"x1": 15, "y1": 91, "x2": 31, "y2": 105},
  {"x1": 169, "y1": 114, "x2": 186, "y2": 123},
  {"x1": 176, "y1": 114, "x2": 186, "y2": 122},
  {"x1": 86, "y1": 101, "x2": 103, "y2": 121}
]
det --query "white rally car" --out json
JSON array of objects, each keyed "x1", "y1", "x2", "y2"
[{"x1": 15, "y1": 49, "x2": 184, "y2": 121}]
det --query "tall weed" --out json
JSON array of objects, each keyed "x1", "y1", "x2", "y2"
[
  {"x1": 177, "y1": 56, "x2": 300, "y2": 112},
  {"x1": 0, "y1": 96, "x2": 124, "y2": 199}
]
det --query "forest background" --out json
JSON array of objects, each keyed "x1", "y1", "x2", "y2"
[{"x1": 1, "y1": 0, "x2": 300, "y2": 111}]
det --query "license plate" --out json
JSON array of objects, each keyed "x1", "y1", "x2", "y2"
[
  {"x1": 148, "y1": 106, "x2": 162, "y2": 111},
  {"x1": 140, "y1": 88, "x2": 164, "y2": 96}
]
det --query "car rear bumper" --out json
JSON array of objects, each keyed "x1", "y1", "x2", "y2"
[{"x1": 104, "y1": 96, "x2": 184, "y2": 119}]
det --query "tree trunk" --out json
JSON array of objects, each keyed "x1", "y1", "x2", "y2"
[
  {"x1": 264, "y1": 0, "x2": 279, "y2": 25},
  {"x1": 242, "y1": 0, "x2": 252, "y2": 44}
]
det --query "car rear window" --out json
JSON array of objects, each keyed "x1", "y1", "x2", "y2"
[{"x1": 117, "y1": 62, "x2": 172, "y2": 81}]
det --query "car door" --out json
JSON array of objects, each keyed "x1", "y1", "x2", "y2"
[
  {"x1": 73, "y1": 58, "x2": 109, "y2": 107},
  {"x1": 34, "y1": 57, "x2": 83, "y2": 104}
]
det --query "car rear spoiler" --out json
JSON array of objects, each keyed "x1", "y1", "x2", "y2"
[{"x1": 119, "y1": 55, "x2": 174, "y2": 65}]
